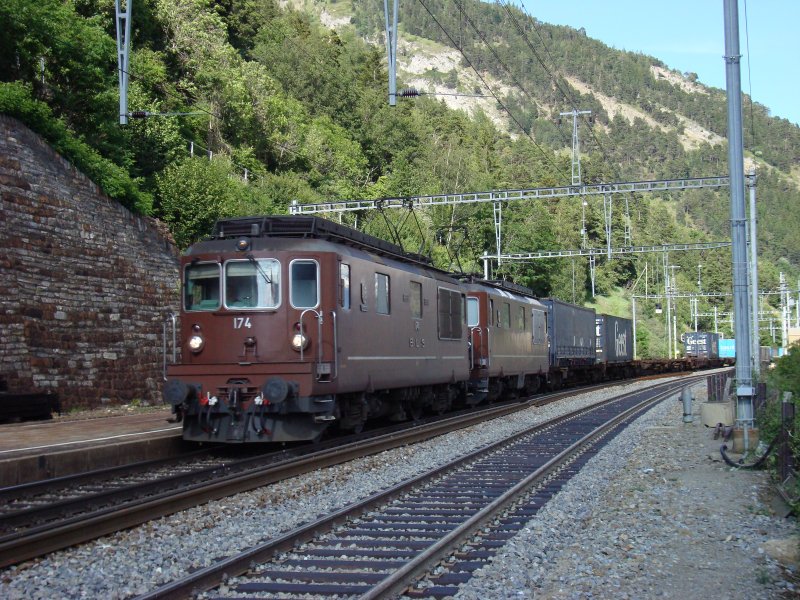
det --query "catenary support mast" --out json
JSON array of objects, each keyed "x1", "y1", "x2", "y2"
[{"x1": 724, "y1": 0, "x2": 754, "y2": 447}]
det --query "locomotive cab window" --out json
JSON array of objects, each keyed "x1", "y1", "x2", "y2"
[
  {"x1": 375, "y1": 273, "x2": 390, "y2": 315},
  {"x1": 290, "y1": 260, "x2": 319, "y2": 308},
  {"x1": 184, "y1": 263, "x2": 221, "y2": 311},
  {"x1": 466, "y1": 297, "x2": 479, "y2": 327},
  {"x1": 224, "y1": 259, "x2": 280, "y2": 309}
]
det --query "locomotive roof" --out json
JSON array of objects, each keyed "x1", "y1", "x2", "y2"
[
  {"x1": 211, "y1": 215, "x2": 433, "y2": 268},
  {"x1": 458, "y1": 275, "x2": 537, "y2": 299}
]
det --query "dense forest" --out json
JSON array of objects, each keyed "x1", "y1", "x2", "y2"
[{"x1": 2, "y1": 0, "x2": 799, "y2": 357}]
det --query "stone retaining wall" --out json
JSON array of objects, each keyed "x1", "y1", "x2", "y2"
[{"x1": 0, "y1": 115, "x2": 180, "y2": 409}]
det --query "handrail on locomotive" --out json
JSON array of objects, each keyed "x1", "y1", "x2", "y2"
[{"x1": 162, "y1": 312, "x2": 176, "y2": 381}]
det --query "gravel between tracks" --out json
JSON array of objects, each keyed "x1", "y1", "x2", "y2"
[{"x1": 1, "y1": 374, "x2": 797, "y2": 599}]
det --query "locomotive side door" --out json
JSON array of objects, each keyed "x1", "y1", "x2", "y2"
[{"x1": 288, "y1": 255, "x2": 339, "y2": 383}]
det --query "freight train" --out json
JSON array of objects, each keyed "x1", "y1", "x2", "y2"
[{"x1": 162, "y1": 216, "x2": 717, "y2": 444}]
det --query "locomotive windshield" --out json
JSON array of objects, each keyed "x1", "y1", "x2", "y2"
[
  {"x1": 225, "y1": 259, "x2": 280, "y2": 309},
  {"x1": 184, "y1": 263, "x2": 221, "y2": 311}
]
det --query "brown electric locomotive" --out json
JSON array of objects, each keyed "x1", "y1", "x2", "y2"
[
  {"x1": 163, "y1": 216, "x2": 471, "y2": 443},
  {"x1": 462, "y1": 278, "x2": 549, "y2": 401}
]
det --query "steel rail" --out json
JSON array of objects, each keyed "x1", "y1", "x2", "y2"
[
  {"x1": 137, "y1": 375, "x2": 701, "y2": 599},
  {"x1": 364, "y1": 382, "x2": 689, "y2": 599},
  {"x1": 0, "y1": 394, "x2": 549, "y2": 568}
]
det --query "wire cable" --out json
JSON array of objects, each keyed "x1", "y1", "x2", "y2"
[
  {"x1": 416, "y1": 0, "x2": 567, "y2": 181},
  {"x1": 742, "y1": 0, "x2": 757, "y2": 151}
]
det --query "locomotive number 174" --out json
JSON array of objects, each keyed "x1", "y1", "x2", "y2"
[{"x1": 233, "y1": 317, "x2": 252, "y2": 329}]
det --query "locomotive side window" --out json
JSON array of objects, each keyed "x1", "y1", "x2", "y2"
[
  {"x1": 466, "y1": 297, "x2": 479, "y2": 327},
  {"x1": 290, "y1": 260, "x2": 319, "y2": 308},
  {"x1": 500, "y1": 303, "x2": 511, "y2": 329},
  {"x1": 375, "y1": 273, "x2": 390, "y2": 315},
  {"x1": 184, "y1": 263, "x2": 221, "y2": 311},
  {"x1": 224, "y1": 259, "x2": 280, "y2": 309},
  {"x1": 532, "y1": 308, "x2": 546, "y2": 345},
  {"x1": 437, "y1": 288, "x2": 463, "y2": 340},
  {"x1": 340, "y1": 263, "x2": 351, "y2": 309},
  {"x1": 410, "y1": 281, "x2": 422, "y2": 319},
  {"x1": 489, "y1": 299, "x2": 494, "y2": 326},
  {"x1": 517, "y1": 305, "x2": 526, "y2": 330}
]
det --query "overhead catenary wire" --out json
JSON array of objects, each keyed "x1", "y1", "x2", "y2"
[
  {"x1": 415, "y1": 0, "x2": 569, "y2": 183},
  {"x1": 501, "y1": 0, "x2": 619, "y2": 182},
  {"x1": 742, "y1": 0, "x2": 757, "y2": 150}
]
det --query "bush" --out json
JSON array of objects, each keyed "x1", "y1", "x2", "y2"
[{"x1": 0, "y1": 82, "x2": 152, "y2": 214}]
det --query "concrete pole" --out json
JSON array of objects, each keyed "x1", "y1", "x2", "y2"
[{"x1": 724, "y1": 0, "x2": 754, "y2": 448}]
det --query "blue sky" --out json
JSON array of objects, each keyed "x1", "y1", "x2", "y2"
[{"x1": 520, "y1": 0, "x2": 799, "y2": 126}]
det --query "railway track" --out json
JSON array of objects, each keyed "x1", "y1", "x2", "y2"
[
  {"x1": 0, "y1": 388, "x2": 575, "y2": 568},
  {"x1": 137, "y1": 376, "x2": 701, "y2": 599}
]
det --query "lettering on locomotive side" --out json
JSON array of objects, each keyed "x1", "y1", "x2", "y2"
[
  {"x1": 614, "y1": 321, "x2": 627, "y2": 356},
  {"x1": 409, "y1": 337, "x2": 426, "y2": 348}
]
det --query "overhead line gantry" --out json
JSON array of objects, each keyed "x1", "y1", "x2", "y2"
[{"x1": 289, "y1": 176, "x2": 731, "y2": 272}]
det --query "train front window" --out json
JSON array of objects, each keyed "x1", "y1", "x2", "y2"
[
  {"x1": 290, "y1": 260, "x2": 319, "y2": 308},
  {"x1": 184, "y1": 263, "x2": 221, "y2": 311},
  {"x1": 225, "y1": 259, "x2": 280, "y2": 309}
]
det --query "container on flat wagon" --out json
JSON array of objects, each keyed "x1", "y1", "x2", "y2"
[
  {"x1": 540, "y1": 298, "x2": 596, "y2": 366},
  {"x1": 683, "y1": 331, "x2": 720, "y2": 359},
  {"x1": 718, "y1": 338, "x2": 736, "y2": 359},
  {"x1": 595, "y1": 314, "x2": 634, "y2": 363}
]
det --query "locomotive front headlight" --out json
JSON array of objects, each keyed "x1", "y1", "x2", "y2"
[
  {"x1": 188, "y1": 334, "x2": 205, "y2": 353},
  {"x1": 290, "y1": 322, "x2": 309, "y2": 352}
]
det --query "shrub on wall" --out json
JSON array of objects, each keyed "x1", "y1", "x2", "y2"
[{"x1": 0, "y1": 82, "x2": 152, "y2": 214}]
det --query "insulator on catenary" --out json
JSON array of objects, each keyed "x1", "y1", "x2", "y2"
[
  {"x1": 129, "y1": 110, "x2": 149, "y2": 119},
  {"x1": 399, "y1": 88, "x2": 420, "y2": 98}
]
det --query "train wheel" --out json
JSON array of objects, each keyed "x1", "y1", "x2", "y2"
[
  {"x1": 432, "y1": 386, "x2": 453, "y2": 414},
  {"x1": 406, "y1": 401, "x2": 423, "y2": 421},
  {"x1": 338, "y1": 394, "x2": 367, "y2": 433}
]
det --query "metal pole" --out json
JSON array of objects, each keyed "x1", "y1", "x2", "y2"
[
  {"x1": 724, "y1": 0, "x2": 753, "y2": 449},
  {"x1": 665, "y1": 263, "x2": 671, "y2": 358},
  {"x1": 632, "y1": 296, "x2": 637, "y2": 360},
  {"x1": 494, "y1": 202, "x2": 502, "y2": 266},
  {"x1": 115, "y1": 0, "x2": 132, "y2": 124},
  {"x1": 748, "y1": 170, "x2": 759, "y2": 378},
  {"x1": 383, "y1": 0, "x2": 399, "y2": 106},
  {"x1": 780, "y1": 272, "x2": 789, "y2": 353}
]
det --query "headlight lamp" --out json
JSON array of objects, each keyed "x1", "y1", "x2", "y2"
[
  {"x1": 291, "y1": 332, "x2": 309, "y2": 351},
  {"x1": 290, "y1": 322, "x2": 309, "y2": 352},
  {"x1": 188, "y1": 335, "x2": 205, "y2": 353}
]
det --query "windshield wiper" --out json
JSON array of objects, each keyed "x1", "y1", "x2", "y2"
[{"x1": 246, "y1": 254, "x2": 272, "y2": 284}]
